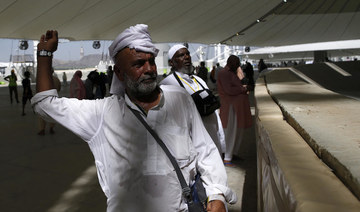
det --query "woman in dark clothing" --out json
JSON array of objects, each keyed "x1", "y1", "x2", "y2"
[
  {"x1": 242, "y1": 62, "x2": 255, "y2": 91},
  {"x1": 21, "y1": 71, "x2": 33, "y2": 116}
]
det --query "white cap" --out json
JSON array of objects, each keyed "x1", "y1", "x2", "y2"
[{"x1": 168, "y1": 44, "x2": 187, "y2": 60}]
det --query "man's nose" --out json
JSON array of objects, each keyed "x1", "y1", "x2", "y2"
[{"x1": 143, "y1": 61, "x2": 155, "y2": 73}]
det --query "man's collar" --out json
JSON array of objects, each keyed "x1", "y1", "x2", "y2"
[
  {"x1": 175, "y1": 71, "x2": 194, "y2": 83},
  {"x1": 124, "y1": 88, "x2": 164, "y2": 116}
]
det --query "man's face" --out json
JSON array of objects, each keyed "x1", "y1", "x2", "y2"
[
  {"x1": 170, "y1": 48, "x2": 192, "y2": 74},
  {"x1": 114, "y1": 48, "x2": 158, "y2": 96}
]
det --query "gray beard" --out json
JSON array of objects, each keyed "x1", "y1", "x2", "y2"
[
  {"x1": 177, "y1": 65, "x2": 193, "y2": 75},
  {"x1": 124, "y1": 73, "x2": 158, "y2": 96}
]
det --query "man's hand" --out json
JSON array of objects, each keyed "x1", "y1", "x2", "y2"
[
  {"x1": 236, "y1": 66, "x2": 245, "y2": 80},
  {"x1": 206, "y1": 200, "x2": 226, "y2": 212},
  {"x1": 37, "y1": 30, "x2": 58, "y2": 52}
]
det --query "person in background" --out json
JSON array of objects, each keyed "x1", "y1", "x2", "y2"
[
  {"x1": 52, "y1": 72, "x2": 61, "y2": 94},
  {"x1": 4, "y1": 69, "x2": 19, "y2": 104},
  {"x1": 197, "y1": 61, "x2": 208, "y2": 83},
  {"x1": 21, "y1": 71, "x2": 33, "y2": 116},
  {"x1": 107, "y1": 65, "x2": 114, "y2": 92},
  {"x1": 242, "y1": 61, "x2": 255, "y2": 91},
  {"x1": 69, "y1": 70, "x2": 86, "y2": 99},
  {"x1": 215, "y1": 63, "x2": 222, "y2": 79},
  {"x1": 217, "y1": 55, "x2": 252, "y2": 167},
  {"x1": 84, "y1": 70, "x2": 98, "y2": 100},
  {"x1": 62, "y1": 72, "x2": 67, "y2": 87},
  {"x1": 37, "y1": 71, "x2": 61, "y2": 135},
  {"x1": 210, "y1": 66, "x2": 216, "y2": 83},
  {"x1": 161, "y1": 44, "x2": 225, "y2": 156},
  {"x1": 210, "y1": 63, "x2": 223, "y2": 93},
  {"x1": 98, "y1": 72, "x2": 107, "y2": 98},
  {"x1": 258, "y1": 58, "x2": 267, "y2": 73}
]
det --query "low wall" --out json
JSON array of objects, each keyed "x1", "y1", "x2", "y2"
[{"x1": 255, "y1": 72, "x2": 360, "y2": 211}]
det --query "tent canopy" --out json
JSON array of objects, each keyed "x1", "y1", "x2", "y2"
[{"x1": 0, "y1": 0, "x2": 359, "y2": 46}]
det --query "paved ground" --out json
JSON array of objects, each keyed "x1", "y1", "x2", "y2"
[{"x1": 0, "y1": 83, "x2": 257, "y2": 212}]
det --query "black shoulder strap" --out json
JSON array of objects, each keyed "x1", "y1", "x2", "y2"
[
  {"x1": 173, "y1": 72, "x2": 185, "y2": 88},
  {"x1": 127, "y1": 106, "x2": 193, "y2": 203}
]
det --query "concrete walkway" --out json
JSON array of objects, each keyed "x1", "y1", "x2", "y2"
[
  {"x1": 0, "y1": 84, "x2": 257, "y2": 212},
  {"x1": 264, "y1": 69, "x2": 360, "y2": 200}
]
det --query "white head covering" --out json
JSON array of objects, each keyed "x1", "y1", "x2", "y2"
[
  {"x1": 109, "y1": 24, "x2": 159, "y2": 62},
  {"x1": 108, "y1": 24, "x2": 159, "y2": 95},
  {"x1": 168, "y1": 44, "x2": 187, "y2": 60},
  {"x1": 109, "y1": 74, "x2": 126, "y2": 96}
]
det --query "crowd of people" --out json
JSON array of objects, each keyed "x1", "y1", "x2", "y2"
[
  {"x1": 3, "y1": 67, "x2": 115, "y2": 135},
  {"x1": 68, "y1": 68, "x2": 114, "y2": 100},
  {"x1": 160, "y1": 45, "x2": 255, "y2": 167},
  {"x1": 2, "y1": 23, "x2": 260, "y2": 211}
]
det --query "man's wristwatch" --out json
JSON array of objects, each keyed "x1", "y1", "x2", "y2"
[{"x1": 37, "y1": 50, "x2": 53, "y2": 57}]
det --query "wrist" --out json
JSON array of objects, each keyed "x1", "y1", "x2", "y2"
[
  {"x1": 37, "y1": 49, "x2": 53, "y2": 57},
  {"x1": 208, "y1": 194, "x2": 226, "y2": 205}
]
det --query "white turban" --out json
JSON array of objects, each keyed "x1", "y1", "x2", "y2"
[
  {"x1": 168, "y1": 44, "x2": 187, "y2": 59},
  {"x1": 109, "y1": 24, "x2": 159, "y2": 62},
  {"x1": 108, "y1": 24, "x2": 159, "y2": 96},
  {"x1": 109, "y1": 74, "x2": 126, "y2": 96}
]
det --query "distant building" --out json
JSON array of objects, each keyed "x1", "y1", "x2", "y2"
[
  {"x1": 80, "y1": 46, "x2": 84, "y2": 59},
  {"x1": 11, "y1": 54, "x2": 34, "y2": 63}
]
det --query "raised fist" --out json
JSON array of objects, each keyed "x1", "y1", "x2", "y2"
[{"x1": 37, "y1": 30, "x2": 58, "y2": 53}]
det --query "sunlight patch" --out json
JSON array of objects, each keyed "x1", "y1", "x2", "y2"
[{"x1": 47, "y1": 165, "x2": 97, "y2": 212}]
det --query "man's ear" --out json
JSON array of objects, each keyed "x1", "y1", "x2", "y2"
[
  {"x1": 169, "y1": 59, "x2": 174, "y2": 67},
  {"x1": 113, "y1": 64, "x2": 124, "y2": 81}
]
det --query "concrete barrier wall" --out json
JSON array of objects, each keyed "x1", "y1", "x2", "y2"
[{"x1": 255, "y1": 76, "x2": 360, "y2": 212}]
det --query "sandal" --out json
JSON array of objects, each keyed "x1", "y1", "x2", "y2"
[{"x1": 224, "y1": 161, "x2": 236, "y2": 167}]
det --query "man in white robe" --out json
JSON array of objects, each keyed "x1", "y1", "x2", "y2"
[
  {"x1": 161, "y1": 45, "x2": 225, "y2": 155},
  {"x1": 31, "y1": 25, "x2": 236, "y2": 212}
]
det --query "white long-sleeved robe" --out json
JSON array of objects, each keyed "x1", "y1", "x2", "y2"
[
  {"x1": 161, "y1": 72, "x2": 226, "y2": 153},
  {"x1": 31, "y1": 85, "x2": 236, "y2": 212}
]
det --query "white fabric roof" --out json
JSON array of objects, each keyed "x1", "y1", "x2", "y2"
[
  {"x1": 0, "y1": 0, "x2": 359, "y2": 47},
  {"x1": 242, "y1": 40, "x2": 360, "y2": 62}
]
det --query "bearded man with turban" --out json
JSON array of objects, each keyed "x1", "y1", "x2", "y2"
[{"x1": 31, "y1": 25, "x2": 236, "y2": 212}]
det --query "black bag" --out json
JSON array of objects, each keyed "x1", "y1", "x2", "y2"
[
  {"x1": 191, "y1": 89, "x2": 220, "y2": 116},
  {"x1": 128, "y1": 107, "x2": 207, "y2": 212},
  {"x1": 189, "y1": 173, "x2": 207, "y2": 211},
  {"x1": 173, "y1": 73, "x2": 220, "y2": 116}
]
